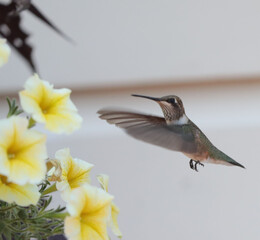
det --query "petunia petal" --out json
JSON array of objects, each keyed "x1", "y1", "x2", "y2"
[
  {"x1": 19, "y1": 90, "x2": 46, "y2": 123},
  {"x1": 0, "y1": 176, "x2": 40, "y2": 206},
  {"x1": 97, "y1": 174, "x2": 123, "y2": 238},
  {"x1": 81, "y1": 222, "x2": 108, "y2": 240},
  {"x1": 0, "y1": 147, "x2": 10, "y2": 176},
  {"x1": 97, "y1": 174, "x2": 109, "y2": 192},
  {"x1": 110, "y1": 202, "x2": 123, "y2": 238},
  {"x1": 64, "y1": 217, "x2": 82, "y2": 240},
  {"x1": 45, "y1": 110, "x2": 82, "y2": 134},
  {"x1": 65, "y1": 188, "x2": 86, "y2": 216}
]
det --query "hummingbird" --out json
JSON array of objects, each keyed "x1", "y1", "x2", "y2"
[{"x1": 98, "y1": 94, "x2": 245, "y2": 171}]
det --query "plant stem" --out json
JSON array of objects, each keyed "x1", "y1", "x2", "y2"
[
  {"x1": 42, "y1": 184, "x2": 57, "y2": 195},
  {"x1": 0, "y1": 204, "x2": 16, "y2": 212},
  {"x1": 45, "y1": 212, "x2": 69, "y2": 220},
  {"x1": 7, "y1": 224, "x2": 27, "y2": 233}
]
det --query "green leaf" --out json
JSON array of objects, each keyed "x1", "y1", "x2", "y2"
[
  {"x1": 28, "y1": 117, "x2": 36, "y2": 129},
  {"x1": 6, "y1": 98, "x2": 11, "y2": 110},
  {"x1": 0, "y1": 221, "x2": 5, "y2": 233},
  {"x1": 3, "y1": 229, "x2": 12, "y2": 240},
  {"x1": 17, "y1": 209, "x2": 27, "y2": 220},
  {"x1": 6, "y1": 98, "x2": 23, "y2": 118}
]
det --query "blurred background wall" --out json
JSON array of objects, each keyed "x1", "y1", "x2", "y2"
[{"x1": 1, "y1": 0, "x2": 260, "y2": 239}]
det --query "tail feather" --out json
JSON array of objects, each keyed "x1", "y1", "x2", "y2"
[
  {"x1": 226, "y1": 158, "x2": 245, "y2": 169},
  {"x1": 209, "y1": 148, "x2": 245, "y2": 169}
]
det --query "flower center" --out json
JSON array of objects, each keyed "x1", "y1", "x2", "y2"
[
  {"x1": 8, "y1": 152, "x2": 16, "y2": 160},
  {"x1": 0, "y1": 175, "x2": 8, "y2": 185},
  {"x1": 80, "y1": 214, "x2": 89, "y2": 224},
  {"x1": 39, "y1": 101, "x2": 50, "y2": 114}
]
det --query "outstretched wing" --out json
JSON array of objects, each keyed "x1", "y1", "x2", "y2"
[{"x1": 98, "y1": 109, "x2": 197, "y2": 154}]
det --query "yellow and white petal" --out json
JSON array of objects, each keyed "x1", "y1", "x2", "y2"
[
  {"x1": 44, "y1": 109, "x2": 82, "y2": 134},
  {"x1": 97, "y1": 174, "x2": 109, "y2": 192},
  {"x1": 19, "y1": 91, "x2": 46, "y2": 123},
  {"x1": 0, "y1": 146, "x2": 10, "y2": 177},
  {"x1": 64, "y1": 216, "x2": 82, "y2": 240},
  {"x1": 8, "y1": 122, "x2": 47, "y2": 184},
  {"x1": 65, "y1": 187, "x2": 86, "y2": 216},
  {"x1": 23, "y1": 74, "x2": 53, "y2": 103},
  {"x1": 0, "y1": 39, "x2": 11, "y2": 67},
  {"x1": 19, "y1": 74, "x2": 50, "y2": 123},
  {"x1": 66, "y1": 184, "x2": 113, "y2": 217},
  {"x1": 81, "y1": 221, "x2": 108, "y2": 240},
  {"x1": 110, "y1": 202, "x2": 122, "y2": 238},
  {"x1": 82, "y1": 185, "x2": 113, "y2": 215},
  {"x1": 0, "y1": 116, "x2": 19, "y2": 150},
  {"x1": 54, "y1": 148, "x2": 71, "y2": 164},
  {"x1": 0, "y1": 117, "x2": 47, "y2": 185},
  {"x1": 65, "y1": 216, "x2": 109, "y2": 240},
  {"x1": 0, "y1": 175, "x2": 40, "y2": 206},
  {"x1": 43, "y1": 92, "x2": 82, "y2": 133},
  {"x1": 97, "y1": 174, "x2": 123, "y2": 238}
]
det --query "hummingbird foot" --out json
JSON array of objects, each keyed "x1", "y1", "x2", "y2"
[{"x1": 189, "y1": 159, "x2": 204, "y2": 172}]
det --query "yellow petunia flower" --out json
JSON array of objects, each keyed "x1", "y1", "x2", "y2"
[
  {"x1": 64, "y1": 184, "x2": 114, "y2": 240},
  {"x1": 0, "y1": 116, "x2": 47, "y2": 185},
  {"x1": 0, "y1": 39, "x2": 10, "y2": 67},
  {"x1": 19, "y1": 74, "x2": 83, "y2": 134},
  {"x1": 0, "y1": 175, "x2": 40, "y2": 206},
  {"x1": 47, "y1": 148, "x2": 93, "y2": 198},
  {"x1": 97, "y1": 174, "x2": 122, "y2": 238}
]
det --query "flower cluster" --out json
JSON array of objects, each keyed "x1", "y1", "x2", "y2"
[
  {"x1": 0, "y1": 39, "x2": 122, "y2": 240},
  {"x1": 46, "y1": 149, "x2": 122, "y2": 239}
]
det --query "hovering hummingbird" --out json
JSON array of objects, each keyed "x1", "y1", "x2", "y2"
[{"x1": 98, "y1": 94, "x2": 245, "y2": 171}]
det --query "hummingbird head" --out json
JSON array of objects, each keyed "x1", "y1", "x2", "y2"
[{"x1": 132, "y1": 94, "x2": 188, "y2": 124}]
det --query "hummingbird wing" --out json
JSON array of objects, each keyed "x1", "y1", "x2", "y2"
[{"x1": 98, "y1": 110, "x2": 197, "y2": 154}]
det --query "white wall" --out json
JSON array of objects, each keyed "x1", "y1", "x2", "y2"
[{"x1": 1, "y1": 0, "x2": 260, "y2": 93}]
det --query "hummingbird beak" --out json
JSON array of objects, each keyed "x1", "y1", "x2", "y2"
[{"x1": 131, "y1": 94, "x2": 160, "y2": 102}]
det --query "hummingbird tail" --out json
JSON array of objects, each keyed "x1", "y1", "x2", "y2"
[
  {"x1": 207, "y1": 157, "x2": 245, "y2": 168},
  {"x1": 209, "y1": 148, "x2": 245, "y2": 168},
  {"x1": 221, "y1": 153, "x2": 245, "y2": 168},
  {"x1": 212, "y1": 154, "x2": 245, "y2": 168},
  {"x1": 227, "y1": 159, "x2": 245, "y2": 169}
]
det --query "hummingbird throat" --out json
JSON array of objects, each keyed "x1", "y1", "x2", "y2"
[
  {"x1": 159, "y1": 102, "x2": 188, "y2": 125},
  {"x1": 171, "y1": 114, "x2": 188, "y2": 125},
  {"x1": 165, "y1": 114, "x2": 188, "y2": 125}
]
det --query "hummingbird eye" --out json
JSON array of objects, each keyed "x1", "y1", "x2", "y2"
[{"x1": 167, "y1": 98, "x2": 176, "y2": 104}]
